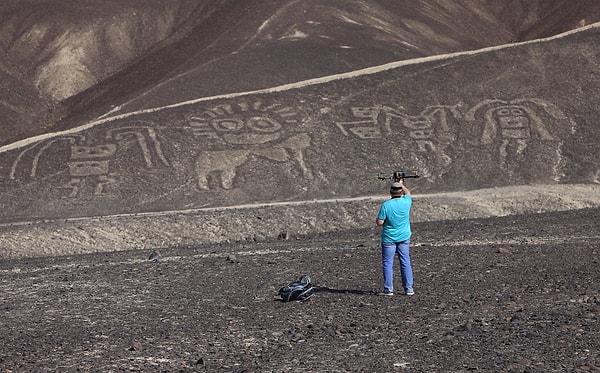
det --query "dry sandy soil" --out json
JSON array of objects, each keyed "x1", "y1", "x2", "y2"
[{"x1": 1, "y1": 203, "x2": 598, "y2": 372}]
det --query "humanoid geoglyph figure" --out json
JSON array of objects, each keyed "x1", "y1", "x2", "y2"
[{"x1": 466, "y1": 98, "x2": 574, "y2": 179}]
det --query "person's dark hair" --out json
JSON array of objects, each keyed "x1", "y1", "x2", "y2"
[{"x1": 390, "y1": 182, "x2": 403, "y2": 196}]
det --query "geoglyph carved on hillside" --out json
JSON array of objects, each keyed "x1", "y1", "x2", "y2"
[
  {"x1": 465, "y1": 98, "x2": 571, "y2": 168},
  {"x1": 335, "y1": 104, "x2": 461, "y2": 179},
  {"x1": 5, "y1": 97, "x2": 576, "y2": 200},
  {"x1": 10, "y1": 126, "x2": 170, "y2": 198},
  {"x1": 186, "y1": 100, "x2": 313, "y2": 190},
  {"x1": 335, "y1": 98, "x2": 575, "y2": 180}
]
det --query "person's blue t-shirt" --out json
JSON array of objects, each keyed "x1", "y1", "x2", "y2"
[{"x1": 377, "y1": 195, "x2": 412, "y2": 243}]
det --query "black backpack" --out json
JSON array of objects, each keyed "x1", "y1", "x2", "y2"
[{"x1": 278, "y1": 275, "x2": 314, "y2": 302}]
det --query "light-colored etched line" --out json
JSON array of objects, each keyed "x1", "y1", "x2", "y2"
[
  {"x1": 0, "y1": 246, "x2": 343, "y2": 276},
  {"x1": 1, "y1": 21, "x2": 599, "y2": 155},
  {"x1": 0, "y1": 195, "x2": 390, "y2": 228},
  {"x1": 1, "y1": 183, "x2": 598, "y2": 229},
  {"x1": 2, "y1": 233, "x2": 598, "y2": 277}
]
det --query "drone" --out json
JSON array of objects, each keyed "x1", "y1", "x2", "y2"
[{"x1": 377, "y1": 170, "x2": 420, "y2": 181}]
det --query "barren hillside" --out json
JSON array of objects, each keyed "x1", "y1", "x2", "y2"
[
  {"x1": 2, "y1": 0, "x2": 600, "y2": 143},
  {"x1": 0, "y1": 1, "x2": 598, "y2": 257}
]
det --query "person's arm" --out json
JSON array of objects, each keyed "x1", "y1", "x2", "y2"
[
  {"x1": 402, "y1": 183, "x2": 411, "y2": 195},
  {"x1": 398, "y1": 178, "x2": 411, "y2": 196},
  {"x1": 376, "y1": 204, "x2": 385, "y2": 226}
]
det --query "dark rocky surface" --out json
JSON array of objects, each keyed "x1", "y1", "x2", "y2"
[{"x1": 1, "y1": 207, "x2": 598, "y2": 372}]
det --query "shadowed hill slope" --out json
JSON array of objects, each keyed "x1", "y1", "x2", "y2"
[{"x1": 0, "y1": 0, "x2": 232, "y2": 144}]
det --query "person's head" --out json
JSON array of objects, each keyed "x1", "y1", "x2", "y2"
[{"x1": 390, "y1": 182, "x2": 403, "y2": 197}]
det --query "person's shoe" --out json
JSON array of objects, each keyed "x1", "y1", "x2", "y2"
[
  {"x1": 405, "y1": 290, "x2": 415, "y2": 296},
  {"x1": 377, "y1": 291, "x2": 394, "y2": 296}
]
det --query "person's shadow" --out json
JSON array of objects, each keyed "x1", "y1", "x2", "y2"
[{"x1": 313, "y1": 286, "x2": 377, "y2": 295}]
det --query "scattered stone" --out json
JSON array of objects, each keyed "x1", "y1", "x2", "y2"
[
  {"x1": 497, "y1": 247, "x2": 511, "y2": 254},
  {"x1": 148, "y1": 250, "x2": 162, "y2": 262},
  {"x1": 129, "y1": 341, "x2": 143, "y2": 351},
  {"x1": 227, "y1": 254, "x2": 239, "y2": 263},
  {"x1": 507, "y1": 358, "x2": 531, "y2": 371},
  {"x1": 278, "y1": 230, "x2": 290, "y2": 240},
  {"x1": 576, "y1": 363, "x2": 600, "y2": 371}
]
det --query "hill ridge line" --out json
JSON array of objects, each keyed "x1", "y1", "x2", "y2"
[{"x1": 1, "y1": 21, "x2": 599, "y2": 154}]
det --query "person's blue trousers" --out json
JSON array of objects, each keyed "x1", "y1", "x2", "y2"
[{"x1": 381, "y1": 240, "x2": 413, "y2": 293}]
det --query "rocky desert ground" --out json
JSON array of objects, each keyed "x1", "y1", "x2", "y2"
[{"x1": 1, "y1": 205, "x2": 598, "y2": 372}]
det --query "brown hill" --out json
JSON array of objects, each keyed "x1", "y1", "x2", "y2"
[
  {"x1": 2, "y1": 0, "x2": 600, "y2": 143},
  {"x1": 0, "y1": 1, "x2": 599, "y2": 256}
]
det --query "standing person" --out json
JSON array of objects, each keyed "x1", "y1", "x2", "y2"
[{"x1": 375, "y1": 179, "x2": 414, "y2": 296}]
